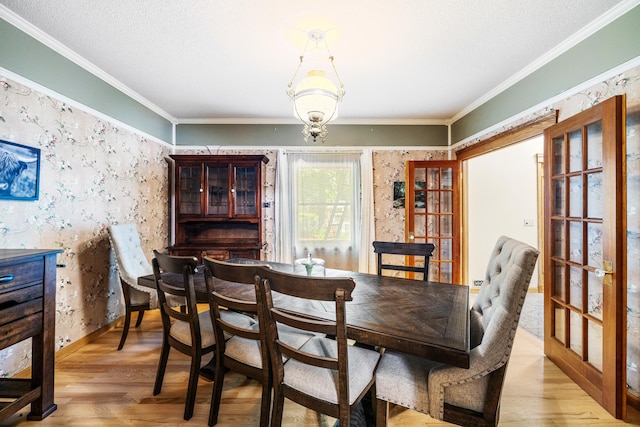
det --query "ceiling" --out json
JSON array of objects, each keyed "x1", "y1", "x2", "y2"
[{"x1": 0, "y1": 0, "x2": 635, "y2": 125}]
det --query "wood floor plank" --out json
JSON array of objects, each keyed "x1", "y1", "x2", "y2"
[{"x1": 1, "y1": 310, "x2": 638, "y2": 426}]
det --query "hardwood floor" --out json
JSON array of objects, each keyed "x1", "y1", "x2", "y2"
[{"x1": 2, "y1": 310, "x2": 639, "y2": 426}]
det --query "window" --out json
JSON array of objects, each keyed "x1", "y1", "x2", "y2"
[{"x1": 289, "y1": 153, "x2": 361, "y2": 271}]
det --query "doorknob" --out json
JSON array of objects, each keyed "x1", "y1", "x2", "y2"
[{"x1": 594, "y1": 260, "x2": 613, "y2": 286}]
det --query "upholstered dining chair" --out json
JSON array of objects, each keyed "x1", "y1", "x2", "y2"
[
  {"x1": 372, "y1": 241, "x2": 436, "y2": 281},
  {"x1": 375, "y1": 235, "x2": 539, "y2": 427},
  {"x1": 108, "y1": 223, "x2": 170, "y2": 350},
  {"x1": 203, "y1": 258, "x2": 316, "y2": 427},
  {"x1": 256, "y1": 267, "x2": 381, "y2": 427},
  {"x1": 151, "y1": 251, "x2": 255, "y2": 420}
]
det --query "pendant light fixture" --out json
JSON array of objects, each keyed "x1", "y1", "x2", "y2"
[{"x1": 286, "y1": 29, "x2": 345, "y2": 143}]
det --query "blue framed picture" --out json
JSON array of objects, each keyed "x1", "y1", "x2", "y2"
[{"x1": 0, "y1": 139, "x2": 41, "y2": 201}]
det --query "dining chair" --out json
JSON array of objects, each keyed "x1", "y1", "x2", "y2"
[
  {"x1": 151, "y1": 251, "x2": 255, "y2": 420},
  {"x1": 108, "y1": 223, "x2": 183, "y2": 350},
  {"x1": 372, "y1": 241, "x2": 435, "y2": 281},
  {"x1": 374, "y1": 235, "x2": 539, "y2": 427},
  {"x1": 203, "y1": 257, "x2": 317, "y2": 426},
  {"x1": 256, "y1": 267, "x2": 381, "y2": 427}
]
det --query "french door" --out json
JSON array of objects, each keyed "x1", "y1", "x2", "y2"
[
  {"x1": 406, "y1": 160, "x2": 461, "y2": 284},
  {"x1": 543, "y1": 95, "x2": 626, "y2": 418}
]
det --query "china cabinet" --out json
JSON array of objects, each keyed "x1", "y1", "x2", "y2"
[{"x1": 167, "y1": 155, "x2": 268, "y2": 261}]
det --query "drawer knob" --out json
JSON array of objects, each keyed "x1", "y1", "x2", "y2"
[{"x1": 0, "y1": 274, "x2": 14, "y2": 283}]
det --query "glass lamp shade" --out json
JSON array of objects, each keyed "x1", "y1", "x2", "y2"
[{"x1": 293, "y1": 70, "x2": 339, "y2": 123}]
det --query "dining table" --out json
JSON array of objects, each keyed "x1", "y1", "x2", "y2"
[{"x1": 140, "y1": 258, "x2": 471, "y2": 369}]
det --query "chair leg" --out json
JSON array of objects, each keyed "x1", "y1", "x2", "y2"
[
  {"x1": 117, "y1": 308, "x2": 132, "y2": 351},
  {"x1": 208, "y1": 365, "x2": 227, "y2": 426},
  {"x1": 134, "y1": 309, "x2": 145, "y2": 327},
  {"x1": 270, "y1": 390, "x2": 284, "y2": 427},
  {"x1": 153, "y1": 341, "x2": 170, "y2": 395},
  {"x1": 375, "y1": 398, "x2": 389, "y2": 427},
  {"x1": 258, "y1": 381, "x2": 272, "y2": 427},
  {"x1": 183, "y1": 354, "x2": 201, "y2": 420}
]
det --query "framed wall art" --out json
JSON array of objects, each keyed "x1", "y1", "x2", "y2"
[{"x1": 0, "y1": 139, "x2": 41, "y2": 201}]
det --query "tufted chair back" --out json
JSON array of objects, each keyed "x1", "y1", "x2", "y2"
[
  {"x1": 109, "y1": 223, "x2": 154, "y2": 299},
  {"x1": 429, "y1": 235, "x2": 539, "y2": 426}
]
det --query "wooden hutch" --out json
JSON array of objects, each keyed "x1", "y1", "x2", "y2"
[{"x1": 167, "y1": 155, "x2": 268, "y2": 261}]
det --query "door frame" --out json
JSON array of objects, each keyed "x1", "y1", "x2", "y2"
[{"x1": 455, "y1": 111, "x2": 558, "y2": 287}]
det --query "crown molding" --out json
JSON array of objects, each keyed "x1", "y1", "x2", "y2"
[
  {"x1": 0, "y1": 5, "x2": 177, "y2": 124},
  {"x1": 450, "y1": 0, "x2": 640, "y2": 123}
]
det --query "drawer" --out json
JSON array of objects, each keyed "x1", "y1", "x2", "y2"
[
  {"x1": 0, "y1": 259, "x2": 44, "y2": 293},
  {"x1": 0, "y1": 312, "x2": 43, "y2": 350},
  {"x1": 0, "y1": 284, "x2": 43, "y2": 327}
]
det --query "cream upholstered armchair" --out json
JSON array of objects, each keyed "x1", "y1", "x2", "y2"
[
  {"x1": 108, "y1": 223, "x2": 181, "y2": 350},
  {"x1": 375, "y1": 235, "x2": 539, "y2": 426}
]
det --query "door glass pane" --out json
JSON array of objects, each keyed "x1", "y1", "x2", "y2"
[
  {"x1": 440, "y1": 191, "x2": 452, "y2": 213},
  {"x1": 426, "y1": 191, "x2": 438, "y2": 212},
  {"x1": 588, "y1": 321, "x2": 603, "y2": 371},
  {"x1": 569, "y1": 266, "x2": 583, "y2": 308},
  {"x1": 569, "y1": 311, "x2": 583, "y2": 356},
  {"x1": 426, "y1": 168, "x2": 439, "y2": 189},
  {"x1": 207, "y1": 165, "x2": 229, "y2": 215},
  {"x1": 427, "y1": 214, "x2": 439, "y2": 235},
  {"x1": 569, "y1": 221, "x2": 582, "y2": 263},
  {"x1": 430, "y1": 262, "x2": 440, "y2": 282},
  {"x1": 414, "y1": 214, "x2": 426, "y2": 237},
  {"x1": 588, "y1": 271, "x2": 603, "y2": 321},
  {"x1": 234, "y1": 166, "x2": 257, "y2": 215},
  {"x1": 415, "y1": 181, "x2": 426, "y2": 210},
  {"x1": 569, "y1": 130, "x2": 583, "y2": 172},
  {"x1": 441, "y1": 215, "x2": 452, "y2": 236},
  {"x1": 569, "y1": 176, "x2": 582, "y2": 217},
  {"x1": 440, "y1": 238, "x2": 451, "y2": 260},
  {"x1": 587, "y1": 120, "x2": 603, "y2": 169},
  {"x1": 586, "y1": 222, "x2": 602, "y2": 269},
  {"x1": 441, "y1": 168, "x2": 452, "y2": 189},
  {"x1": 553, "y1": 136, "x2": 565, "y2": 175},
  {"x1": 553, "y1": 179, "x2": 564, "y2": 215},
  {"x1": 553, "y1": 220, "x2": 565, "y2": 258},
  {"x1": 553, "y1": 262, "x2": 565, "y2": 300},
  {"x1": 178, "y1": 166, "x2": 201, "y2": 215},
  {"x1": 441, "y1": 261, "x2": 452, "y2": 283},
  {"x1": 554, "y1": 303, "x2": 566, "y2": 344},
  {"x1": 587, "y1": 173, "x2": 603, "y2": 219}
]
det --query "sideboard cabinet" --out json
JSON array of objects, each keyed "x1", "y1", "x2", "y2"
[
  {"x1": 0, "y1": 249, "x2": 61, "y2": 422},
  {"x1": 168, "y1": 155, "x2": 269, "y2": 261}
]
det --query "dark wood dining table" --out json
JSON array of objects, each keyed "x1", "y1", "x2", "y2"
[{"x1": 141, "y1": 259, "x2": 470, "y2": 369}]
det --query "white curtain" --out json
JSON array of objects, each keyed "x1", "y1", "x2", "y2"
[
  {"x1": 275, "y1": 149, "x2": 292, "y2": 264},
  {"x1": 359, "y1": 149, "x2": 375, "y2": 273},
  {"x1": 274, "y1": 150, "x2": 374, "y2": 273}
]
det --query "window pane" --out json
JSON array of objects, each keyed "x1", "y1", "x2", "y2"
[{"x1": 290, "y1": 153, "x2": 361, "y2": 271}]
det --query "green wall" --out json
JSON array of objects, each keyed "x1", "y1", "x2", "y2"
[
  {"x1": 176, "y1": 123, "x2": 448, "y2": 147},
  {"x1": 0, "y1": 18, "x2": 173, "y2": 143},
  {"x1": 451, "y1": 4, "x2": 640, "y2": 143}
]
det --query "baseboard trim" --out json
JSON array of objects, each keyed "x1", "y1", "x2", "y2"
[{"x1": 13, "y1": 317, "x2": 122, "y2": 378}]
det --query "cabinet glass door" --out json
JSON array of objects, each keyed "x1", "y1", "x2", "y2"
[
  {"x1": 178, "y1": 165, "x2": 202, "y2": 215},
  {"x1": 207, "y1": 165, "x2": 229, "y2": 216},
  {"x1": 234, "y1": 165, "x2": 258, "y2": 216}
]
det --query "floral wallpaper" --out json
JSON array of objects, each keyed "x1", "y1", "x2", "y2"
[{"x1": 0, "y1": 76, "x2": 172, "y2": 376}]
